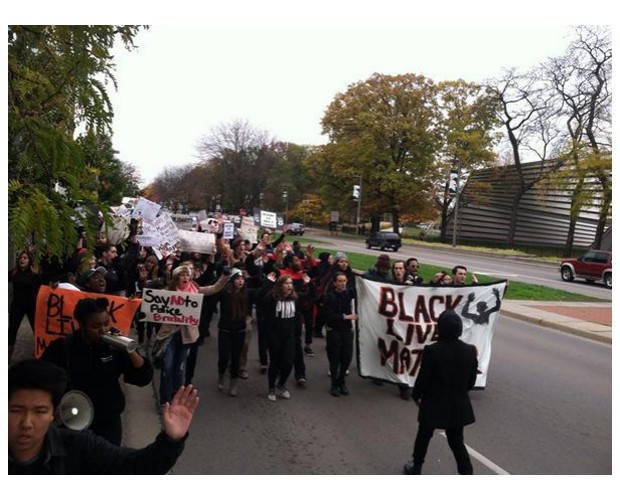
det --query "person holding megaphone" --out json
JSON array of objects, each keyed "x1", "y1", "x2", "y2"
[
  {"x1": 41, "y1": 297, "x2": 153, "y2": 445},
  {"x1": 8, "y1": 359, "x2": 198, "y2": 474}
]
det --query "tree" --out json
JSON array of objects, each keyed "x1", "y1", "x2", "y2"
[
  {"x1": 485, "y1": 67, "x2": 562, "y2": 248},
  {"x1": 312, "y1": 73, "x2": 442, "y2": 233},
  {"x1": 8, "y1": 25, "x2": 145, "y2": 263},
  {"x1": 544, "y1": 26, "x2": 612, "y2": 254},
  {"x1": 434, "y1": 80, "x2": 500, "y2": 243}
]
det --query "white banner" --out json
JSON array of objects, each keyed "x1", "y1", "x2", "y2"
[
  {"x1": 239, "y1": 217, "x2": 258, "y2": 244},
  {"x1": 140, "y1": 289, "x2": 204, "y2": 327},
  {"x1": 132, "y1": 197, "x2": 161, "y2": 221},
  {"x1": 177, "y1": 229, "x2": 216, "y2": 254},
  {"x1": 355, "y1": 277, "x2": 507, "y2": 389},
  {"x1": 141, "y1": 211, "x2": 179, "y2": 250}
]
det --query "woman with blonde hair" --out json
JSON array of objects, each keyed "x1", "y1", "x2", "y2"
[{"x1": 155, "y1": 264, "x2": 228, "y2": 406}]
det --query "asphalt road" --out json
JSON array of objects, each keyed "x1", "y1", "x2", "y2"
[
  {"x1": 168, "y1": 313, "x2": 611, "y2": 475},
  {"x1": 304, "y1": 230, "x2": 612, "y2": 301}
]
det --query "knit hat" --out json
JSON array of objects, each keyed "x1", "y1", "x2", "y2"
[
  {"x1": 333, "y1": 251, "x2": 348, "y2": 261},
  {"x1": 437, "y1": 309, "x2": 463, "y2": 340},
  {"x1": 376, "y1": 254, "x2": 391, "y2": 270},
  {"x1": 229, "y1": 268, "x2": 244, "y2": 281},
  {"x1": 77, "y1": 266, "x2": 106, "y2": 285}
]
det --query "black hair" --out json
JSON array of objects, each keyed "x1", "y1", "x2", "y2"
[
  {"x1": 73, "y1": 297, "x2": 110, "y2": 323},
  {"x1": 452, "y1": 265, "x2": 467, "y2": 275},
  {"x1": 9, "y1": 359, "x2": 68, "y2": 408}
]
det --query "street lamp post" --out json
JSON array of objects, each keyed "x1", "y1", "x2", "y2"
[
  {"x1": 282, "y1": 190, "x2": 288, "y2": 224},
  {"x1": 451, "y1": 167, "x2": 460, "y2": 247}
]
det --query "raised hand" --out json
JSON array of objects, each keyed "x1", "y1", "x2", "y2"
[{"x1": 161, "y1": 385, "x2": 199, "y2": 441}]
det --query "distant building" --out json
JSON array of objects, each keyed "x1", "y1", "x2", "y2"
[{"x1": 445, "y1": 160, "x2": 611, "y2": 251}]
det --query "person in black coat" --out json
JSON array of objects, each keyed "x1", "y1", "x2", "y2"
[
  {"x1": 403, "y1": 308, "x2": 478, "y2": 475},
  {"x1": 41, "y1": 297, "x2": 153, "y2": 445},
  {"x1": 8, "y1": 359, "x2": 197, "y2": 474}
]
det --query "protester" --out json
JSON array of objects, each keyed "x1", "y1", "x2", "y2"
[
  {"x1": 431, "y1": 271, "x2": 454, "y2": 286},
  {"x1": 363, "y1": 254, "x2": 391, "y2": 282},
  {"x1": 323, "y1": 272, "x2": 358, "y2": 397},
  {"x1": 452, "y1": 265, "x2": 478, "y2": 286},
  {"x1": 215, "y1": 268, "x2": 251, "y2": 396},
  {"x1": 403, "y1": 309, "x2": 478, "y2": 475},
  {"x1": 8, "y1": 251, "x2": 40, "y2": 364},
  {"x1": 155, "y1": 265, "x2": 228, "y2": 407},
  {"x1": 258, "y1": 274, "x2": 299, "y2": 401},
  {"x1": 77, "y1": 266, "x2": 107, "y2": 293},
  {"x1": 41, "y1": 297, "x2": 153, "y2": 445},
  {"x1": 311, "y1": 252, "x2": 332, "y2": 339},
  {"x1": 405, "y1": 258, "x2": 424, "y2": 285},
  {"x1": 8, "y1": 359, "x2": 198, "y2": 474}
]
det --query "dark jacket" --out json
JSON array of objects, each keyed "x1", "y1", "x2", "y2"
[
  {"x1": 8, "y1": 425, "x2": 186, "y2": 475},
  {"x1": 41, "y1": 333, "x2": 153, "y2": 430},
  {"x1": 412, "y1": 337, "x2": 478, "y2": 429},
  {"x1": 323, "y1": 288, "x2": 356, "y2": 331}
]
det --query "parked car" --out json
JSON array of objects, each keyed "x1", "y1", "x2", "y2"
[
  {"x1": 286, "y1": 223, "x2": 305, "y2": 236},
  {"x1": 559, "y1": 250, "x2": 612, "y2": 289},
  {"x1": 365, "y1": 232, "x2": 402, "y2": 252}
]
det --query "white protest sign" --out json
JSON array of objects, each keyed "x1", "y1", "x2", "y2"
[
  {"x1": 197, "y1": 210, "x2": 207, "y2": 221},
  {"x1": 177, "y1": 229, "x2": 216, "y2": 254},
  {"x1": 260, "y1": 210, "x2": 277, "y2": 229},
  {"x1": 171, "y1": 213, "x2": 193, "y2": 230},
  {"x1": 141, "y1": 211, "x2": 179, "y2": 249},
  {"x1": 132, "y1": 197, "x2": 161, "y2": 221},
  {"x1": 136, "y1": 234, "x2": 161, "y2": 247},
  {"x1": 355, "y1": 277, "x2": 507, "y2": 388},
  {"x1": 239, "y1": 217, "x2": 258, "y2": 243},
  {"x1": 103, "y1": 214, "x2": 130, "y2": 245},
  {"x1": 223, "y1": 222, "x2": 235, "y2": 239},
  {"x1": 140, "y1": 289, "x2": 204, "y2": 327}
]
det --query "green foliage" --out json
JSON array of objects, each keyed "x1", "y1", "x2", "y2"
[{"x1": 8, "y1": 25, "x2": 146, "y2": 264}]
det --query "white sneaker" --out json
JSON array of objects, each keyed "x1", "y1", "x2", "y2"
[
  {"x1": 276, "y1": 385, "x2": 291, "y2": 399},
  {"x1": 267, "y1": 391, "x2": 276, "y2": 402}
]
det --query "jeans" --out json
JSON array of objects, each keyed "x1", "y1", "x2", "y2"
[{"x1": 159, "y1": 332, "x2": 189, "y2": 405}]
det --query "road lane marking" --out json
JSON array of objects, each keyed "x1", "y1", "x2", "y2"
[{"x1": 438, "y1": 431, "x2": 511, "y2": 475}]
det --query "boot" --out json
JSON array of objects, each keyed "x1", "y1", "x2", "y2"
[
  {"x1": 229, "y1": 378, "x2": 238, "y2": 397},
  {"x1": 217, "y1": 374, "x2": 225, "y2": 391},
  {"x1": 403, "y1": 461, "x2": 422, "y2": 475}
]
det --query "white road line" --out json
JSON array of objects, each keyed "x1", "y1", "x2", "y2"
[{"x1": 438, "y1": 431, "x2": 511, "y2": 475}]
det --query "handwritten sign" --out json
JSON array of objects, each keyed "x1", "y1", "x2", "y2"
[
  {"x1": 140, "y1": 289, "x2": 204, "y2": 326},
  {"x1": 34, "y1": 286, "x2": 142, "y2": 358},
  {"x1": 223, "y1": 222, "x2": 235, "y2": 239},
  {"x1": 132, "y1": 197, "x2": 161, "y2": 221}
]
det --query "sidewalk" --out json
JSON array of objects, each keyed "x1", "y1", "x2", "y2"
[{"x1": 500, "y1": 300, "x2": 612, "y2": 344}]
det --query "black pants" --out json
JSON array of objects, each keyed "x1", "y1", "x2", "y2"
[
  {"x1": 136, "y1": 321, "x2": 158, "y2": 344},
  {"x1": 412, "y1": 423, "x2": 473, "y2": 474},
  {"x1": 8, "y1": 302, "x2": 35, "y2": 346},
  {"x1": 314, "y1": 302, "x2": 326, "y2": 335},
  {"x1": 301, "y1": 308, "x2": 314, "y2": 345},
  {"x1": 293, "y1": 319, "x2": 306, "y2": 380},
  {"x1": 185, "y1": 340, "x2": 199, "y2": 385},
  {"x1": 257, "y1": 316, "x2": 269, "y2": 366},
  {"x1": 218, "y1": 328, "x2": 246, "y2": 379},
  {"x1": 199, "y1": 299, "x2": 216, "y2": 339},
  {"x1": 326, "y1": 328, "x2": 353, "y2": 386},
  {"x1": 267, "y1": 330, "x2": 295, "y2": 390}
]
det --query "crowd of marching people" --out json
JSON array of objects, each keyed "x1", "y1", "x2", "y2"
[
  {"x1": 9, "y1": 218, "x2": 480, "y2": 404},
  {"x1": 9, "y1": 215, "x2": 483, "y2": 475}
]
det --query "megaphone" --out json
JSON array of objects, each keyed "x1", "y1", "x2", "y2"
[{"x1": 57, "y1": 390, "x2": 94, "y2": 431}]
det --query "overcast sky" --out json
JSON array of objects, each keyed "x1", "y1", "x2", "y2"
[{"x1": 107, "y1": 24, "x2": 579, "y2": 186}]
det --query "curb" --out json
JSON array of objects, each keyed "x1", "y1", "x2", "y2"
[{"x1": 499, "y1": 309, "x2": 612, "y2": 345}]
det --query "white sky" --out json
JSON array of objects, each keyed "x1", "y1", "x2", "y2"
[{"x1": 109, "y1": 24, "x2": 577, "y2": 186}]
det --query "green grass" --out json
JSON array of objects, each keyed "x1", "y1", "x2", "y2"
[{"x1": 291, "y1": 237, "x2": 608, "y2": 302}]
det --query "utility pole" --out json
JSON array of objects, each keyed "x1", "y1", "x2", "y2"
[
  {"x1": 354, "y1": 176, "x2": 362, "y2": 235},
  {"x1": 451, "y1": 167, "x2": 460, "y2": 247}
]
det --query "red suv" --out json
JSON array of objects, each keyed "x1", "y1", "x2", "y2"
[{"x1": 560, "y1": 250, "x2": 612, "y2": 289}]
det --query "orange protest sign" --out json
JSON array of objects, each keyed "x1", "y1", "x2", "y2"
[{"x1": 34, "y1": 286, "x2": 142, "y2": 359}]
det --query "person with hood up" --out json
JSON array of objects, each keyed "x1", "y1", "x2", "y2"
[{"x1": 403, "y1": 309, "x2": 478, "y2": 475}]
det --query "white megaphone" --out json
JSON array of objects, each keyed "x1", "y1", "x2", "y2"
[{"x1": 57, "y1": 390, "x2": 94, "y2": 431}]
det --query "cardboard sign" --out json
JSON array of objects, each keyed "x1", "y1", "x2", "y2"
[
  {"x1": 140, "y1": 289, "x2": 204, "y2": 326},
  {"x1": 34, "y1": 286, "x2": 142, "y2": 358},
  {"x1": 177, "y1": 229, "x2": 216, "y2": 254},
  {"x1": 223, "y1": 222, "x2": 235, "y2": 239},
  {"x1": 356, "y1": 277, "x2": 507, "y2": 388}
]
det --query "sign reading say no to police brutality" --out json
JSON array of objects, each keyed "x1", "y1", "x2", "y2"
[
  {"x1": 139, "y1": 288, "x2": 204, "y2": 326},
  {"x1": 356, "y1": 277, "x2": 507, "y2": 389}
]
